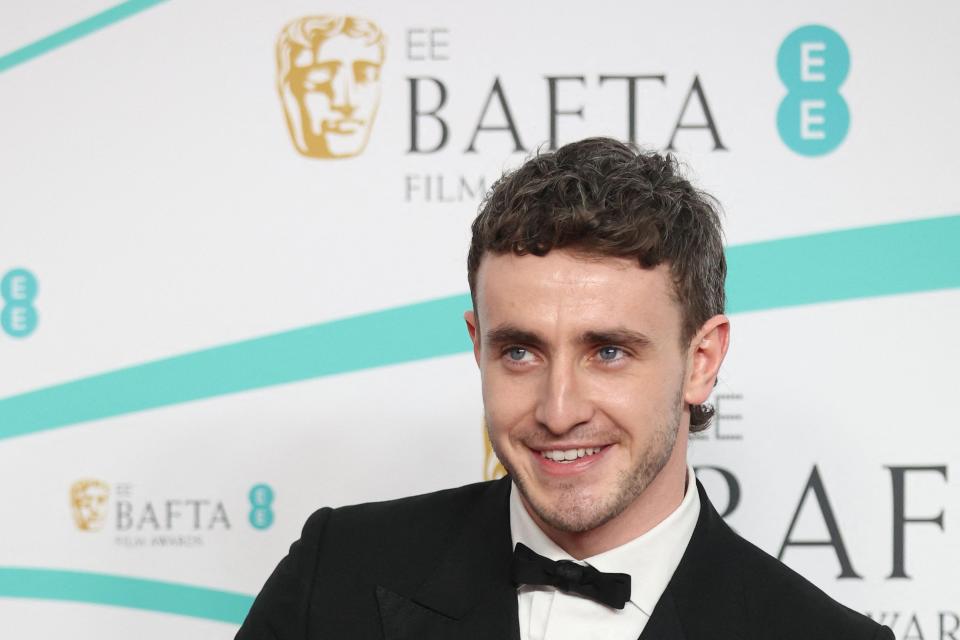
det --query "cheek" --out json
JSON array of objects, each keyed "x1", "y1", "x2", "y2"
[
  {"x1": 481, "y1": 368, "x2": 536, "y2": 439},
  {"x1": 591, "y1": 384, "x2": 646, "y2": 429},
  {"x1": 588, "y1": 365, "x2": 683, "y2": 424}
]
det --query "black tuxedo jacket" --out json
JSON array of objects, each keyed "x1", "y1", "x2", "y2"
[{"x1": 236, "y1": 477, "x2": 893, "y2": 640}]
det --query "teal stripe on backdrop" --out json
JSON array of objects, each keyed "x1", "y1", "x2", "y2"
[
  {"x1": 0, "y1": 567, "x2": 253, "y2": 624},
  {"x1": 0, "y1": 214, "x2": 957, "y2": 441},
  {"x1": 0, "y1": 294, "x2": 472, "y2": 440},
  {"x1": 726, "y1": 214, "x2": 960, "y2": 311},
  {"x1": 0, "y1": 0, "x2": 168, "y2": 73}
]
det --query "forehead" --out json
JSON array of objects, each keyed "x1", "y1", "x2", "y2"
[{"x1": 475, "y1": 250, "x2": 682, "y2": 341}]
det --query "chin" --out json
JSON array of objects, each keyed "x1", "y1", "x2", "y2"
[
  {"x1": 524, "y1": 447, "x2": 675, "y2": 535},
  {"x1": 535, "y1": 489, "x2": 619, "y2": 534},
  {"x1": 518, "y1": 473, "x2": 616, "y2": 534}
]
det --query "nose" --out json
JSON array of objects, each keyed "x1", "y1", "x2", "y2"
[{"x1": 534, "y1": 360, "x2": 594, "y2": 435}]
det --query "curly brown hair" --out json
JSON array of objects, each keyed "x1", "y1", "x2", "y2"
[{"x1": 467, "y1": 137, "x2": 726, "y2": 431}]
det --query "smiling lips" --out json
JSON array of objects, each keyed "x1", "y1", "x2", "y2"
[{"x1": 539, "y1": 446, "x2": 606, "y2": 463}]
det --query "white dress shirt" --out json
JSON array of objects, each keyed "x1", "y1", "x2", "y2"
[{"x1": 510, "y1": 465, "x2": 700, "y2": 640}]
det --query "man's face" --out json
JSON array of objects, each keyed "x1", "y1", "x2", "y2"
[
  {"x1": 281, "y1": 34, "x2": 383, "y2": 158},
  {"x1": 467, "y1": 250, "x2": 692, "y2": 535}
]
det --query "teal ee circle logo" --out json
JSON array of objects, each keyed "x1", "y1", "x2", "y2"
[
  {"x1": 2, "y1": 268, "x2": 39, "y2": 338},
  {"x1": 777, "y1": 25, "x2": 850, "y2": 156},
  {"x1": 248, "y1": 483, "x2": 275, "y2": 530}
]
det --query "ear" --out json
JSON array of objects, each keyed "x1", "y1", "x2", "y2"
[
  {"x1": 684, "y1": 314, "x2": 730, "y2": 406},
  {"x1": 464, "y1": 310, "x2": 482, "y2": 366}
]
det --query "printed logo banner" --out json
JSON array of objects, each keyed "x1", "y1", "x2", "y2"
[{"x1": 0, "y1": 2, "x2": 957, "y2": 638}]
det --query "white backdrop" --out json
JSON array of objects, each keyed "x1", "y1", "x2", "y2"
[{"x1": 1, "y1": 1, "x2": 958, "y2": 638}]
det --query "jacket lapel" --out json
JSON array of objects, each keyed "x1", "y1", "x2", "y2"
[
  {"x1": 638, "y1": 588, "x2": 686, "y2": 640},
  {"x1": 639, "y1": 479, "x2": 748, "y2": 640},
  {"x1": 377, "y1": 477, "x2": 521, "y2": 640}
]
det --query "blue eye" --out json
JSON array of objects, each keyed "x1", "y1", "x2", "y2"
[
  {"x1": 507, "y1": 347, "x2": 528, "y2": 361},
  {"x1": 598, "y1": 347, "x2": 623, "y2": 362}
]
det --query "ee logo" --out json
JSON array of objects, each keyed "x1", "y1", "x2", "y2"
[
  {"x1": 2, "y1": 268, "x2": 38, "y2": 338},
  {"x1": 248, "y1": 483, "x2": 275, "y2": 530},
  {"x1": 777, "y1": 25, "x2": 850, "y2": 156}
]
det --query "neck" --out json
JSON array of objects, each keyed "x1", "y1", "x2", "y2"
[{"x1": 524, "y1": 427, "x2": 690, "y2": 560}]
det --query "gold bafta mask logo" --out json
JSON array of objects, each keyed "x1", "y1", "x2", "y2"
[
  {"x1": 276, "y1": 15, "x2": 386, "y2": 159},
  {"x1": 483, "y1": 419, "x2": 508, "y2": 481},
  {"x1": 70, "y1": 479, "x2": 110, "y2": 531}
]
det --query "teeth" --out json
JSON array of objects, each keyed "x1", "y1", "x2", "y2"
[{"x1": 541, "y1": 447, "x2": 603, "y2": 462}]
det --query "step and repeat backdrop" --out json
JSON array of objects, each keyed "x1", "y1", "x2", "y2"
[{"x1": 1, "y1": 1, "x2": 958, "y2": 638}]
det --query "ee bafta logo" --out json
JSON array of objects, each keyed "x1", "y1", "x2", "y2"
[
  {"x1": 70, "y1": 479, "x2": 110, "y2": 531},
  {"x1": 276, "y1": 15, "x2": 386, "y2": 159}
]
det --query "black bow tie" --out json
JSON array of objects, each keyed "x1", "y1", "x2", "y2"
[{"x1": 511, "y1": 542, "x2": 632, "y2": 610}]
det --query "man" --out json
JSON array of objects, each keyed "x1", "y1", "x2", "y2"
[{"x1": 236, "y1": 138, "x2": 893, "y2": 639}]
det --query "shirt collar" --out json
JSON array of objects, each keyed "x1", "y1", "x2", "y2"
[{"x1": 509, "y1": 464, "x2": 700, "y2": 616}]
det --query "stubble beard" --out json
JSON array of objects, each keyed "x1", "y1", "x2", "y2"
[{"x1": 495, "y1": 389, "x2": 683, "y2": 535}]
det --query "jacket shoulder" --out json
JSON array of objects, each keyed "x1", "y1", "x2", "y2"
[
  {"x1": 300, "y1": 479, "x2": 503, "y2": 590},
  {"x1": 718, "y1": 526, "x2": 891, "y2": 639},
  {"x1": 236, "y1": 479, "x2": 505, "y2": 639}
]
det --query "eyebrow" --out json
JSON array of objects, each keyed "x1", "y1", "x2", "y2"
[
  {"x1": 484, "y1": 325, "x2": 546, "y2": 350},
  {"x1": 484, "y1": 324, "x2": 653, "y2": 350},
  {"x1": 580, "y1": 328, "x2": 653, "y2": 349}
]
